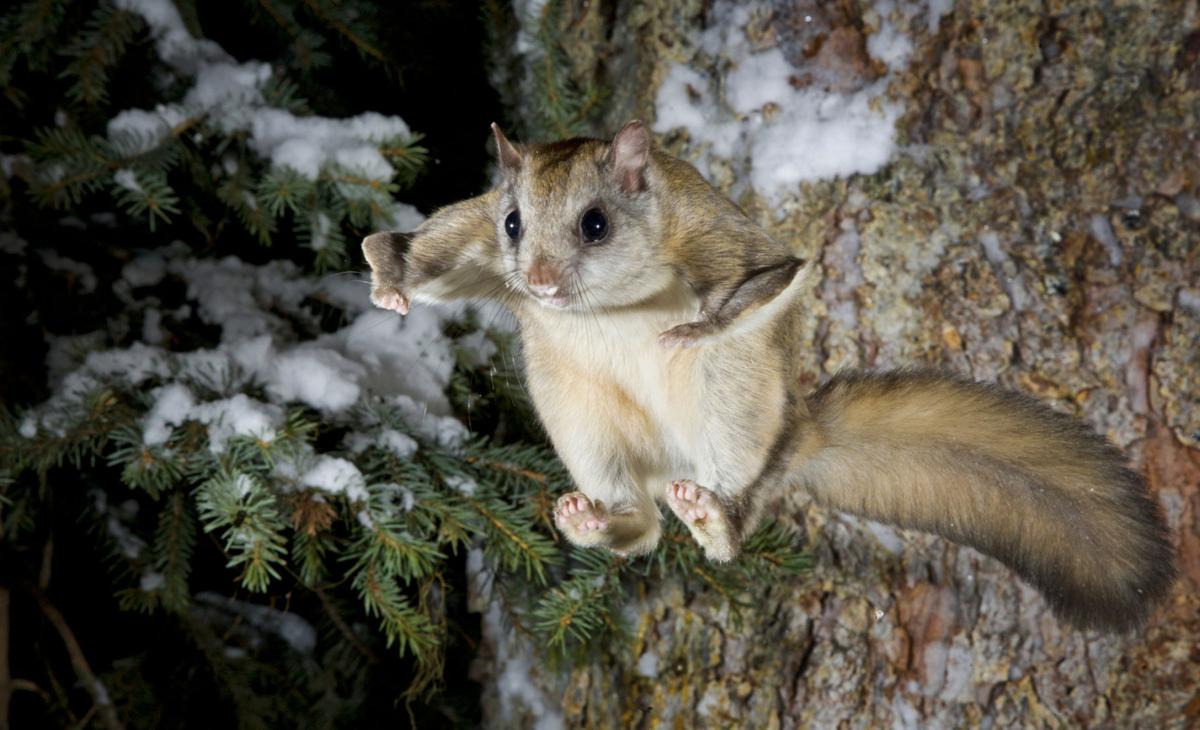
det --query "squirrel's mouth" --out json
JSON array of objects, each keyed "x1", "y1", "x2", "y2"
[
  {"x1": 531, "y1": 291, "x2": 570, "y2": 309},
  {"x1": 523, "y1": 277, "x2": 572, "y2": 309}
]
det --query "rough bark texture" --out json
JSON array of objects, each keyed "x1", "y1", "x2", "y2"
[{"x1": 477, "y1": 0, "x2": 1200, "y2": 727}]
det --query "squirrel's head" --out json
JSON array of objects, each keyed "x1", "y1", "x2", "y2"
[{"x1": 489, "y1": 120, "x2": 671, "y2": 311}]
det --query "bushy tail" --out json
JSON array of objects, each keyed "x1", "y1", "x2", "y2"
[{"x1": 797, "y1": 370, "x2": 1175, "y2": 632}]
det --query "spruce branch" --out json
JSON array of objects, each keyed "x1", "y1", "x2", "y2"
[
  {"x1": 59, "y1": 2, "x2": 142, "y2": 107},
  {"x1": 311, "y1": 584, "x2": 379, "y2": 664},
  {"x1": 347, "y1": 518, "x2": 440, "y2": 584},
  {"x1": 10, "y1": 388, "x2": 137, "y2": 476},
  {"x1": 3, "y1": 0, "x2": 70, "y2": 77},
  {"x1": 196, "y1": 471, "x2": 288, "y2": 592},
  {"x1": 402, "y1": 483, "x2": 474, "y2": 554},
  {"x1": 152, "y1": 490, "x2": 196, "y2": 612},
  {"x1": 28, "y1": 112, "x2": 195, "y2": 204},
  {"x1": 377, "y1": 134, "x2": 428, "y2": 187},
  {"x1": 464, "y1": 441, "x2": 571, "y2": 496},
  {"x1": 260, "y1": 75, "x2": 311, "y2": 114},
  {"x1": 351, "y1": 562, "x2": 438, "y2": 660},
  {"x1": 26, "y1": 127, "x2": 111, "y2": 208},
  {"x1": 737, "y1": 521, "x2": 811, "y2": 578},
  {"x1": 258, "y1": 167, "x2": 316, "y2": 217},
  {"x1": 531, "y1": 553, "x2": 622, "y2": 654},
  {"x1": 107, "y1": 425, "x2": 185, "y2": 499},
  {"x1": 111, "y1": 169, "x2": 182, "y2": 231},
  {"x1": 246, "y1": 0, "x2": 332, "y2": 72},
  {"x1": 218, "y1": 175, "x2": 278, "y2": 246},
  {"x1": 320, "y1": 169, "x2": 399, "y2": 194},
  {"x1": 299, "y1": 0, "x2": 386, "y2": 66},
  {"x1": 248, "y1": 0, "x2": 326, "y2": 74},
  {"x1": 291, "y1": 529, "x2": 327, "y2": 587},
  {"x1": 464, "y1": 496, "x2": 560, "y2": 585},
  {"x1": 294, "y1": 208, "x2": 347, "y2": 271}
]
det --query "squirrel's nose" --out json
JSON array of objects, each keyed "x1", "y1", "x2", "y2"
[{"x1": 525, "y1": 260, "x2": 562, "y2": 297}]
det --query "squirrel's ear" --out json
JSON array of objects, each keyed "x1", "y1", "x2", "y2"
[
  {"x1": 491, "y1": 123, "x2": 522, "y2": 174},
  {"x1": 609, "y1": 120, "x2": 651, "y2": 194}
]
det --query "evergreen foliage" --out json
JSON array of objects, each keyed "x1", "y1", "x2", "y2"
[{"x1": 1, "y1": 0, "x2": 426, "y2": 270}]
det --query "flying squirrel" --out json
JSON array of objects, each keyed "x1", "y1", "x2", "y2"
[{"x1": 361, "y1": 120, "x2": 1175, "y2": 632}]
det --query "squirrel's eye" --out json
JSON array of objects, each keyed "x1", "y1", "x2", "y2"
[
  {"x1": 504, "y1": 210, "x2": 520, "y2": 241},
  {"x1": 580, "y1": 207, "x2": 608, "y2": 243}
]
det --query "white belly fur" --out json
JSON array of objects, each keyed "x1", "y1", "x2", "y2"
[{"x1": 517, "y1": 282, "x2": 706, "y2": 505}]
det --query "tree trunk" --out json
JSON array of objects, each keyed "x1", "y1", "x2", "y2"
[{"x1": 475, "y1": 0, "x2": 1200, "y2": 726}]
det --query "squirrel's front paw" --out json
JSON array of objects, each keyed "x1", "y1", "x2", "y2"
[
  {"x1": 658, "y1": 321, "x2": 716, "y2": 349},
  {"x1": 370, "y1": 286, "x2": 410, "y2": 315},
  {"x1": 362, "y1": 231, "x2": 413, "y2": 315},
  {"x1": 554, "y1": 492, "x2": 610, "y2": 545}
]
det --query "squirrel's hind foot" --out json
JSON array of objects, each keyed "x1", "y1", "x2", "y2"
[
  {"x1": 554, "y1": 492, "x2": 611, "y2": 546},
  {"x1": 553, "y1": 492, "x2": 662, "y2": 555},
  {"x1": 666, "y1": 480, "x2": 738, "y2": 562}
]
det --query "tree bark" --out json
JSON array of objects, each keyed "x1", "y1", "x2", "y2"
[{"x1": 477, "y1": 0, "x2": 1200, "y2": 726}]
